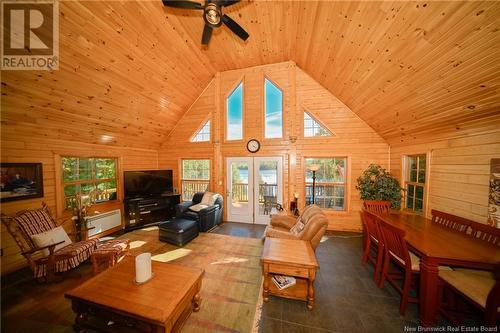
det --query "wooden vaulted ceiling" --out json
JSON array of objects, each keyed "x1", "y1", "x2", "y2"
[{"x1": 2, "y1": 1, "x2": 499, "y2": 149}]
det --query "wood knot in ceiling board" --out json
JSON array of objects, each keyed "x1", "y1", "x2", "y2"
[
  {"x1": 476, "y1": 10, "x2": 484, "y2": 16},
  {"x1": 467, "y1": 105, "x2": 476, "y2": 110}
]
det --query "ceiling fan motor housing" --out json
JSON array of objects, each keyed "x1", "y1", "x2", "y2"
[{"x1": 204, "y1": 2, "x2": 222, "y2": 27}]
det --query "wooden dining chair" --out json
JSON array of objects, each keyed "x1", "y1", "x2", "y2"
[
  {"x1": 470, "y1": 222, "x2": 500, "y2": 246},
  {"x1": 439, "y1": 263, "x2": 500, "y2": 327},
  {"x1": 363, "y1": 200, "x2": 391, "y2": 214},
  {"x1": 431, "y1": 210, "x2": 472, "y2": 234},
  {"x1": 378, "y1": 220, "x2": 420, "y2": 315},
  {"x1": 360, "y1": 210, "x2": 384, "y2": 283}
]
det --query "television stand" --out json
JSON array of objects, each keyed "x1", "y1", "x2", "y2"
[{"x1": 124, "y1": 194, "x2": 180, "y2": 231}]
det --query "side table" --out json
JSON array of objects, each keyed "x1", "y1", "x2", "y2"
[{"x1": 261, "y1": 238, "x2": 319, "y2": 310}]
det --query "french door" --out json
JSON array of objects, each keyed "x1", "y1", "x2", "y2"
[{"x1": 226, "y1": 157, "x2": 283, "y2": 224}]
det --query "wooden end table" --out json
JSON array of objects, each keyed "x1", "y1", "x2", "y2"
[
  {"x1": 261, "y1": 238, "x2": 319, "y2": 310},
  {"x1": 65, "y1": 256, "x2": 203, "y2": 332}
]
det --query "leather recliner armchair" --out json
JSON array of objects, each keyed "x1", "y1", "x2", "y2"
[
  {"x1": 265, "y1": 204, "x2": 328, "y2": 250},
  {"x1": 176, "y1": 192, "x2": 223, "y2": 232}
]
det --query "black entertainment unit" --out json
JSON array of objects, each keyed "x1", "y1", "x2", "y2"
[{"x1": 124, "y1": 194, "x2": 180, "y2": 230}]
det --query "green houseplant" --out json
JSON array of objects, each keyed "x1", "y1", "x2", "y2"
[{"x1": 356, "y1": 164, "x2": 403, "y2": 209}]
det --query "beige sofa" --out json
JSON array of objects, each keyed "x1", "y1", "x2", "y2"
[{"x1": 264, "y1": 204, "x2": 328, "y2": 250}]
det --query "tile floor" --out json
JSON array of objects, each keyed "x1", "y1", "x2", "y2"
[{"x1": 214, "y1": 222, "x2": 444, "y2": 333}]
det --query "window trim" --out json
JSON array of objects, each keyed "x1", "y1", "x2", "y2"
[
  {"x1": 180, "y1": 158, "x2": 212, "y2": 201},
  {"x1": 190, "y1": 117, "x2": 212, "y2": 143},
  {"x1": 402, "y1": 153, "x2": 430, "y2": 216},
  {"x1": 302, "y1": 108, "x2": 335, "y2": 139},
  {"x1": 225, "y1": 79, "x2": 245, "y2": 142},
  {"x1": 302, "y1": 155, "x2": 350, "y2": 213},
  {"x1": 263, "y1": 75, "x2": 284, "y2": 140},
  {"x1": 55, "y1": 153, "x2": 123, "y2": 218}
]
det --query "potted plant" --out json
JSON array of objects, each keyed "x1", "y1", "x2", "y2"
[{"x1": 356, "y1": 164, "x2": 403, "y2": 209}]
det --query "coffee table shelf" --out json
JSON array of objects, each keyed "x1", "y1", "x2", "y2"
[{"x1": 261, "y1": 238, "x2": 319, "y2": 310}]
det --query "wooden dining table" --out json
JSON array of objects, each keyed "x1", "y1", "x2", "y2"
[{"x1": 375, "y1": 212, "x2": 500, "y2": 326}]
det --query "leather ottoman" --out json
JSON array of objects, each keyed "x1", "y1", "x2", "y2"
[{"x1": 159, "y1": 218, "x2": 199, "y2": 247}]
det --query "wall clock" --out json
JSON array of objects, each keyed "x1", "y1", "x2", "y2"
[{"x1": 246, "y1": 139, "x2": 260, "y2": 153}]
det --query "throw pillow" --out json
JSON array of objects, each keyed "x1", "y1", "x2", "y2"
[
  {"x1": 201, "y1": 192, "x2": 215, "y2": 205},
  {"x1": 290, "y1": 220, "x2": 305, "y2": 236},
  {"x1": 189, "y1": 203, "x2": 209, "y2": 212},
  {"x1": 30, "y1": 226, "x2": 72, "y2": 256}
]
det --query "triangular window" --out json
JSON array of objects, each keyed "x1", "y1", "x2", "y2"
[
  {"x1": 191, "y1": 120, "x2": 211, "y2": 142},
  {"x1": 304, "y1": 112, "x2": 332, "y2": 137}
]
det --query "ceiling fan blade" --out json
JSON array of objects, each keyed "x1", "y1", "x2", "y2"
[
  {"x1": 202, "y1": 24, "x2": 213, "y2": 45},
  {"x1": 222, "y1": 14, "x2": 249, "y2": 41},
  {"x1": 218, "y1": 0, "x2": 240, "y2": 7},
  {"x1": 162, "y1": 0, "x2": 203, "y2": 10}
]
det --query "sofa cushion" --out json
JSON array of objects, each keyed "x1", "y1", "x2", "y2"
[
  {"x1": 201, "y1": 192, "x2": 216, "y2": 205},
  {"x1": 31, "y1": 226, "x2": 72, "y2": 256},
  {"x1": 189, "y1": 203, "x2": 209, "y2": 212}
]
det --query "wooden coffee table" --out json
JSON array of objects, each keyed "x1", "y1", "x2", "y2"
[
  {"x1": 65, "y1": 256, "x2": 203, "y2": 332},
  {"x1": 261, "y1": 238, "x2": 319, "y2": 310}
]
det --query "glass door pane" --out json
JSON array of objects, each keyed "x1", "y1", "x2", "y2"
[
  {"x1": 226, "y1": 158, "x2": 253, "y2": 223},
  {"x1": 254, "y1": 157, "x2": 283, "y2": 225}
]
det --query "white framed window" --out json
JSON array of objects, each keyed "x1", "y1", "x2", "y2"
[
  {"x1": 305, "y1": 157, "x2": 346, "y2": 210},
  {"x1": 264, "y1": 78, "x2": 283, "y2": 139},
  {"x1": 404, "y1": 154, "x2": 426, "y2": 213},
  {"x1": 304, "y1": 112, "x2": 332, "y2": 137},
  {"x1": 227, "y1": 82, "x2": 243, "y2": 141},
  {"x1": 181, "y1": 159, "x2": 210, "y2": 201},
  {"x1": 191, "y1": 120, "x2": 211, "y2": 142}
]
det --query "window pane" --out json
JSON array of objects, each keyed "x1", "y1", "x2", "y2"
[
  {"x1": 418, "y1": 170, "x2": 426, "y2": 184},
  {"x1": 96, "y1": 180, "x2": 117, "y2": 202},
  {"x1": 265, "y1": 79, "x2": 283, "y2": 138},
  {"x1": 227, "y1": 82, "x2": 243, "y2": 140},
  {"x1": 416, "y1": 185, "x2": 424, "y2": 200},
  {"x1": 418, "y1": 155, "x2": 426, "y2": 170},
  {"x1": 62, "y1": 157, "x2": 78, "y2": 181},
  {"x1": 182, "y1": 160, "x2": 210, "y2": 180},
  {"x1": 304, "y1": 112, "x2": 332, "y2": 137},
  {"x1": 95, "y1": 158, "x2": 116, "y2": 179},
  {"x1": 415, "y1": 199, "x2": 423, "y2": 212},
  {"x1": 408, "y1": 156, "x2": 417, "y2": 182},
  {"x1": 305, "y1": 157, "x2": 346, "y2": 210},
  {"x1": 192, "y1": 120, "x2": 211, "y2": 142}
]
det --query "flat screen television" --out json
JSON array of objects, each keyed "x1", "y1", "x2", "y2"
[{"x1": 124, "y1": 170, "x2": 173, "y2": 198}]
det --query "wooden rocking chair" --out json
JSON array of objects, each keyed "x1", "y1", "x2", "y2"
[{"x1": 1, "y1": 202, "x2": 99, "y2": 281}]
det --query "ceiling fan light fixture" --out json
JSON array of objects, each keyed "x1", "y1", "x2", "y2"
[{"x1": 204, "y1": 3, "x2": 221, "y2": 26}]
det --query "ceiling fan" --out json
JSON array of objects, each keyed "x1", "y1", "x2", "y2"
[{"x1": 162, "y1": 0, "x2": 249, "y2": 45}]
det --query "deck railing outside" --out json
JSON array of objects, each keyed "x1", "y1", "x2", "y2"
[
  {"x1": 305, "y1": 183, "x2": 345, "y2": 210},
  {"x1": 231, "y1": 183, "x2": 277, "y2": 203},
  {"x1": 182, "y1": 180, "x2": 209, "y2": 201}
]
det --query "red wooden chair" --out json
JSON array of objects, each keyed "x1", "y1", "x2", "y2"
[
  {"x1": 363, "y1": 200, "x2": 391, "y2": 214},
  {"x1": 470, "y1": 222, "x2": 500, "y2": 246},
  {"x1": 431, "y1": 210, "x2": 472, "y2": 234},
  {"x1": 378, "y1": 220, "x2": 420, "y2": 315},
  {"x1": 360, "y1": 210, "x2": 384, "y2": 283}
]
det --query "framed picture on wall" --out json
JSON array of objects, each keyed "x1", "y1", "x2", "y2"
[{"x1": 0, "y1": 163, "x2": 44, "y2": 202}]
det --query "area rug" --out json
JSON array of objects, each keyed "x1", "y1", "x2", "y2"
[{"x1": 124, "y1": 228, "x2": 264, "y2": 333}]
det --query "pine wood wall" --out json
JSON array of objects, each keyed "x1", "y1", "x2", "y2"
[
  {"x1": 390, "y1": 131, "x2": 500, "y2": 223},
  {"x1": 0, "y1": 138, "x2": 158, "y2": 275},
  {"x1": 158, "y1": 61, "x2": 390, "y2": 231}
]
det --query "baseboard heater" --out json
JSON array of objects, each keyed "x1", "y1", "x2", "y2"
[{"x1": 86, "y1": 209, "x2": 122, "y2": 238}]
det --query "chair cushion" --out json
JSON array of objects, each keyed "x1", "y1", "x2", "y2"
[
  {"x1": 390, "y1": 251, "x2": 421, "y2": 271},
  {"x1": 439, "y1": 269, "x2": 495, "y2": 309},
  {"x1": 30, "y1": 226, "x2": 72, "y2": 256},
  {"x1": 189, "y1": 203, "x2": 209, "y2": 212}
]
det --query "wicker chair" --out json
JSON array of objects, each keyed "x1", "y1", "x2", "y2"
[{"x1": 1, "y1": 202, "x2": 99, "y2": 281}]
